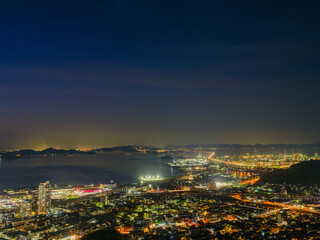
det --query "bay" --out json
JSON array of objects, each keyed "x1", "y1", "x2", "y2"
[{"x1": 0, "y1": 152, "x2": 177, "y2": 188}]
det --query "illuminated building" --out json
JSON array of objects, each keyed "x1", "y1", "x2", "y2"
[
  {"x1": 100, "y1": 182, "x2": 117, "y2": 190},
  {"x1": 75, "y1": 186, "x2": 104, "y2": 195},
  {"x1": 0, "y1": 211, "x2": 14, "y2": 227},
  {"x1": 19, "y1": 200, "x2": 32, "y2": 217},
  {"x1": 207, "y1": 182, "x2": 216, "y2": 191},
  {"x1": 165, "y1": 214, "x2": 174, "y2": 224},
  {"x1": 38, "y1": 181, "x2": 51, "y2": 214}
]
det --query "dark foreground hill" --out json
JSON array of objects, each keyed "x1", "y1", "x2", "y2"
[
  {"x1": 260, "y1": 160, "x2": 320, "y2": 185},
  {"x1": 81, "y1": 229, "x2": 122, "y2": 240}
]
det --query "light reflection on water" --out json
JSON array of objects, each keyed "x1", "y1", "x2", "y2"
[{"x1": 0, "y1": 152, "x2": 178, "y2": 188}]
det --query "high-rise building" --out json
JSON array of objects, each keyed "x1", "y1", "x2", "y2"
[
  {"x1": 19, "y1": 200, "x2": 32, "y2": 217},
  {"x1": 38, "y1": 181, "x2": 51, "y2": 214}
]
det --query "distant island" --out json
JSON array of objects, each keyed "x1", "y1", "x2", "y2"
[
  {"x1": 0, "y1": 145, "x2": 167, "y2": 160},
  {"x1": 260, "y1": 160, "x2": 320, "y2": 185},
  {"x1": 95, "y1": 146, "x2": 138, "y2": 152},
  {"x1": 95, "y1": 145, "x2": 163, "y2": 153},
  {"x1": 0, "y1": 147, "x2": 95, "y2": 160}
]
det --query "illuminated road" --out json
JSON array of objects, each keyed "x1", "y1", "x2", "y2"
[
  {"x1": 208, "y1": 152, "x2": 251, "y2": 167},
  {"x1": 231, "y1": 194, "x2": 320, "y2": 216},
  {"x1": 241, "y1": 177, "x2": 261, "y2": 185}
]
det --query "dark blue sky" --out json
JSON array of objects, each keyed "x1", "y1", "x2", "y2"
[{"x1": 1, "y1": 0, "x2": 320, "y2": 149}]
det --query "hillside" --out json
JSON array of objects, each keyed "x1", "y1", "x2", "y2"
[{"x1": 260, "y1": 160, "x2": 320, "y2": 185}]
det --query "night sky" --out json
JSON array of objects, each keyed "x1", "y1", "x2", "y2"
[{"x1": 1, "y1": 0, "x2": 320, "y2": 149}]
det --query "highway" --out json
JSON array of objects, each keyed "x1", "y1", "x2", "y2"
[{"x1": 230, "y1": 194, "x2": 320, "y2": 216}]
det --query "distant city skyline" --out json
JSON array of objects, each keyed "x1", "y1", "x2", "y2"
[{"x1": 1, "y1": 1, "x2": 320, "y2": 149}]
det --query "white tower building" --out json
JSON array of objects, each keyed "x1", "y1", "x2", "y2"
[{"x1": 38, "y1": 181, "x2": 51, "y2": 214}]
